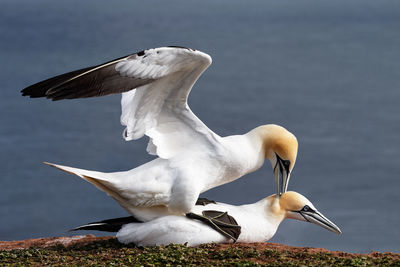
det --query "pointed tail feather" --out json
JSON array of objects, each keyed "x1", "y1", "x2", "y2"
[
  {"x1": 43, "y1": 162, "x2": 121, "y2": 198},
  {"x1": 43, "y1": 162, "x2": 109, "y2": 181},
  {"x1": 70, "y1": 216, "x2": 142, "y2": 232},
  {"x1": 44, "y1": 162, "x2": 137, "y2": 214}
]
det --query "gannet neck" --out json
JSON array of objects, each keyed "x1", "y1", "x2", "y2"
[
  {"x1": 259, "y1": 195, "x2": 286, "y2": 223},
  {"x1": 250, "y1": 124, "x2": 298, "y2": 171}
]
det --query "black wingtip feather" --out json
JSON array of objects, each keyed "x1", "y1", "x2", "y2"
[
  {"x1": 21, "y1": 66, "x2": 95, "y2": 99},
  {"x1": 70, "y1": 216, "x2": 142, "y2": 233},
  {"x1": 20, "y1": 52, "x2": 156, "y2": 101}
]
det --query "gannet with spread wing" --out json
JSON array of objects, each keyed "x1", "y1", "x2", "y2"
[{"x1": 22, "y1": 46, "x2": 298, "y2": 216}]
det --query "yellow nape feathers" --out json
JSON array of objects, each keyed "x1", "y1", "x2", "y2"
[{"x1": 254, "y1": 124, "x2": 298, "y2": 170}]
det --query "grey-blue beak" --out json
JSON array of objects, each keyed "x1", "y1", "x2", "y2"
[
  {"x1": 299, "y1": 208, "x2": 342, "y2": 234},
  {"x1": 274, "y1": 153, "x2": 291, "y2": 196}
]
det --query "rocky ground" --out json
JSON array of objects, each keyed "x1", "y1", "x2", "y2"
[{"x1": 0, "y1": 235, "x2": 399, "y2": 266}]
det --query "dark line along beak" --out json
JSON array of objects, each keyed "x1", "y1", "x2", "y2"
[
  {"x1": 273, "y1": 153, "x2": 291, "y2": 196},
  {"x1": 298, "y1": 209, "x2": 342, "y2": 234}
]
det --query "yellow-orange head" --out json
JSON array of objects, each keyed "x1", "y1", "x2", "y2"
[{"x1": 253, "y1": 124, "x2": 298, "y2": 194}]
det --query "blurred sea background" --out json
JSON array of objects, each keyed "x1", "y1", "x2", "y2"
[{"x1": 1, "y1": 0, "x2": 399, "y2": 253}]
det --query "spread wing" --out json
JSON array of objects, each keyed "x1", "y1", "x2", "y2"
[{"x1": 21, "y1": 46, "x2": 221, "y2": 159}]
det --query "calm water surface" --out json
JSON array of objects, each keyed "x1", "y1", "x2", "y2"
[{"x1": 1, "y1": 0, "x2": 399, "y2": 253}]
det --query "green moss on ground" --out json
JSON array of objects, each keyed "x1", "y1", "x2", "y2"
[{"x1": 1, "y1": 239, "x2": 399, "y2": 266}]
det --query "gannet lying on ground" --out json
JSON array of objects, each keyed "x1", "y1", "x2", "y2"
[
  {"x1": 22, "y1": 46, "x2": 298, "y2": 215},
  {"x1": 71, "y1": 191, "x2": 341, "y2": 247}
]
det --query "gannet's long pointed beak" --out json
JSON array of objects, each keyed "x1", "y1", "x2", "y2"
[
  {"x1": 273, "y1": 165, "x2": 281, "y2": 196},
  {"x1": 298, "y1": 208, "x2": 342, "y2": 234},
  {"x1": 282, "y1": 171, "x2": 290, "y2": 194},
  {"x1": 274, "y1": 154, "x2": 291, "y2": 195}
]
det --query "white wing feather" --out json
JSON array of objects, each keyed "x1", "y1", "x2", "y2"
[{"x1": 118, "y1": 47, "x2": 220, "y2": 159}]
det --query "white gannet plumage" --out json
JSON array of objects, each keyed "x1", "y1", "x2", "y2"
[
  {"x1": 22, "y1": 46, "x2": 298, "y2": 215},
  {"x1": 72, "y1": 191, "x2": 341, "y2": 246}
]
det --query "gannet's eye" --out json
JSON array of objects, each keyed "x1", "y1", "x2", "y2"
[
  {"x1": 283, "y1": 160, "x2": 290, "y2": 168},
  {"x1": 302, "y1": 205, "x2": 312, "y2": 212}
]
